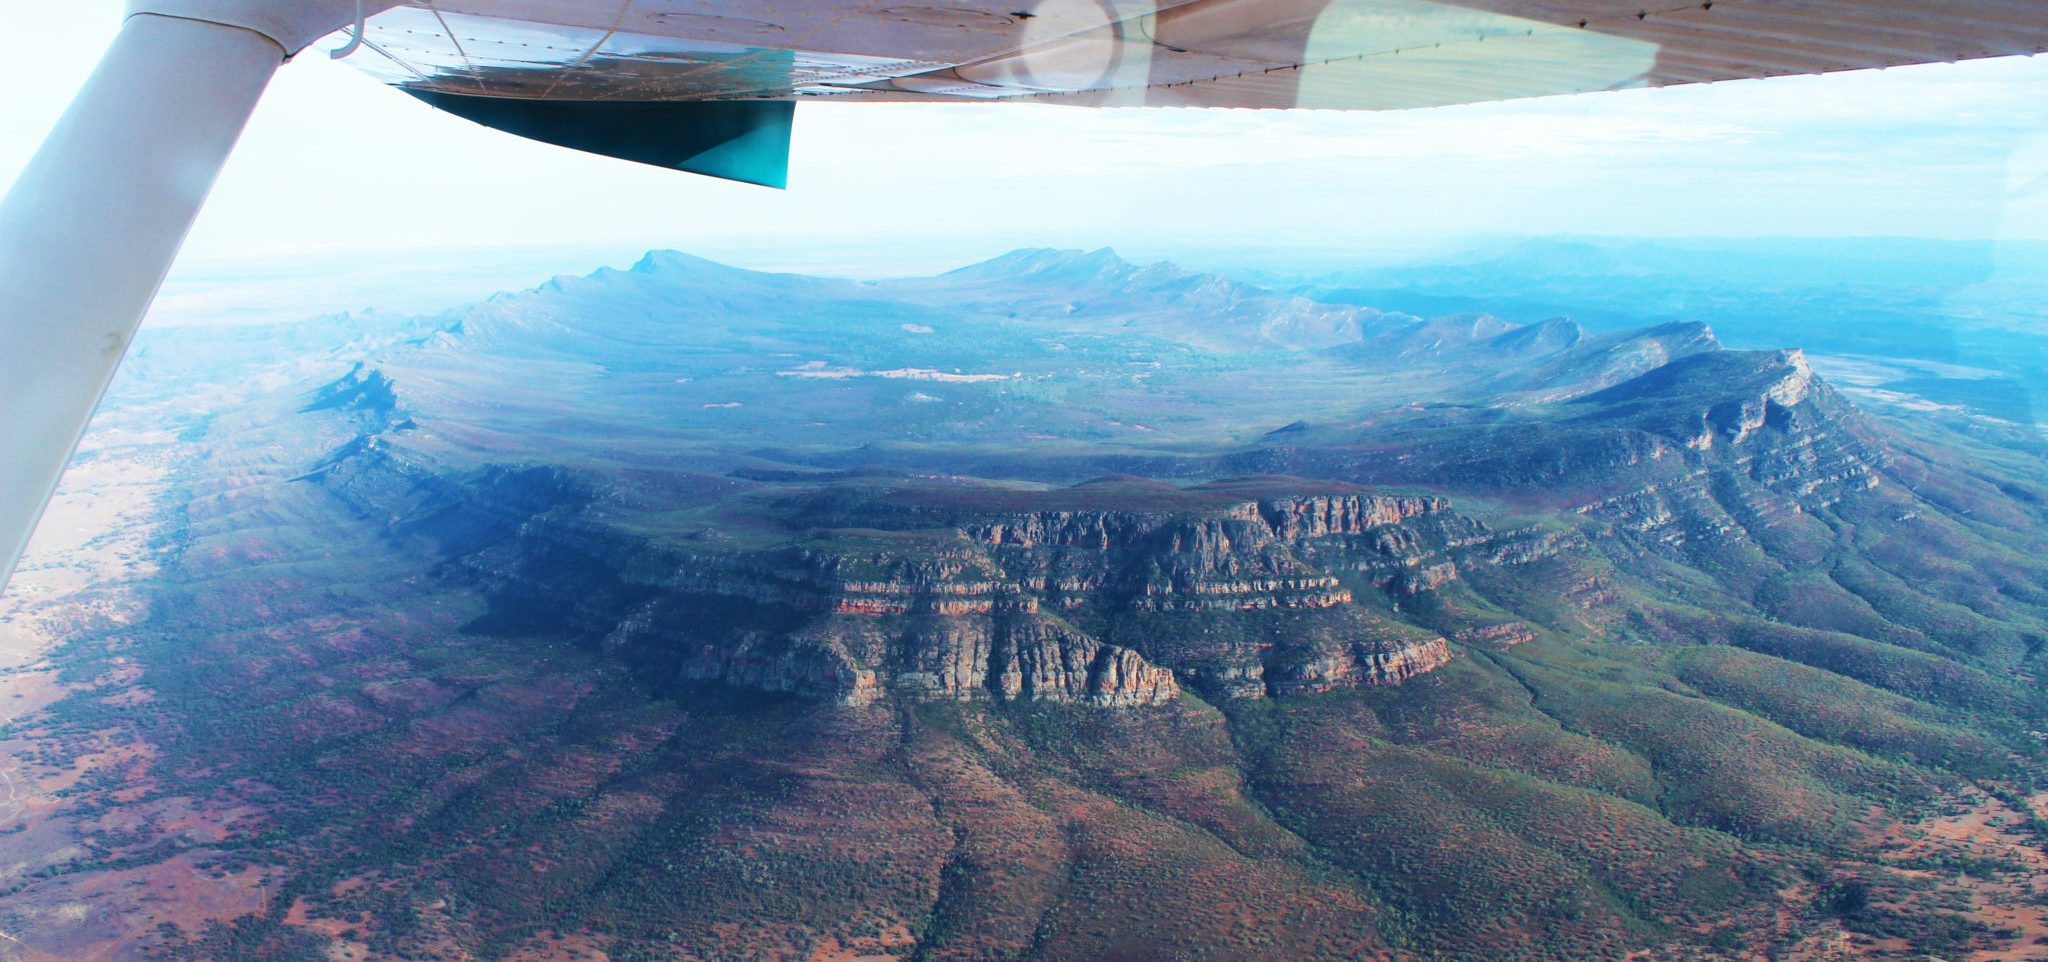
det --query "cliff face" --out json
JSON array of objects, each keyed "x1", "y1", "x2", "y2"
[
  {"x1": 857, "y1": 491, "x2": 1508, "y2": 608},
  {"x1": 1564, "y1": 350, "x2": 1886, "y2": 542},
  {"x1": 625, "y1": 609, "x2": 1178, "y2": 708},
  {"x1": 319, "y1": 455, "x2": 1529, "y2": 707},
  {"x1": 1261, "y1": 635, "x2": 1455, "y2": 698},
  {"x1": 494, "y1": 501, "x2": 1478, "y2": 706},
  {"x1": 1258, "y1": 493, "x2": 1444, "y2": 537},
  {"x1": 1235, "y1": 350, "x2": 1889, "y2": 576}
]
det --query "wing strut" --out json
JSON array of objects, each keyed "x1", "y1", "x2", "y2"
[{"x1": 0, "y1": 13, "x2": 285, "y2": 591}]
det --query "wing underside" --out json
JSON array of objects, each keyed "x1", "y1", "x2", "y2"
[
  {"x1": 348, "y1": 0, "x2": 2045, "y2": 111},
  {"x1": 341, "y1": 0, "x2": 2042, "y2": 185}
]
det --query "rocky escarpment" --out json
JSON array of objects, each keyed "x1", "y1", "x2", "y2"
[
  {"x1": 479, "y1": 495, "x2": 1473, "y2": 706},
  {"x1": 609, "y1": 604, "x2": 1179, "y2": 708},
  {"x1": 1233, "y1": 350, "x2": 1888, "y2": 563},
  {"x1": 793, "y1": 487, "x2": 1543, "y2": 607},
  {"x1": 1450, "y1": 622, "x2": 1538, "y2": 649},
  {"x1": 1260, "y1": 634, "x2": 1454, "y2": 697},
  {"x1": 1565, "y1": 350, "x2": 1886, "y2": 542},
  {"x1": 316, "y1": 455, "x2": 1521, "y2": 707}
]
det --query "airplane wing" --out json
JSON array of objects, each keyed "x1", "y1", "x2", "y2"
[
  {"x1": 316, "y1": 0, "x2": 2048, "y2": 187},
  {"x1": 347, "y1": 0, "x2": 2048, "y2": 126},
  {"x1": 0, "y1": 0, "x2": 2042, "y2": 591}
]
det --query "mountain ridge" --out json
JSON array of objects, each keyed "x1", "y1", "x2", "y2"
[{"x1": 14, "y1": 245, "x2": 2048, "y2": 962}]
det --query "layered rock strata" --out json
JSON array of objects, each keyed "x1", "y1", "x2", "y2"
[
  {"x1": 319, "y1": 452, "x2": 1538, "y2": 707},
  {"x1": 1565, "y1": 351, "x2": 1886, "y2": 544}
]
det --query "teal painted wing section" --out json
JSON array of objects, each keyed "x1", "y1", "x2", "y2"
[{"x1": 406, "y1": 90, "x2": 794, "y2": 189}]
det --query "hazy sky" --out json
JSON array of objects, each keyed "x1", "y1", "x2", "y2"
[{"x1": 2, "y1": 1, "x2": 2045, "y2": 289}]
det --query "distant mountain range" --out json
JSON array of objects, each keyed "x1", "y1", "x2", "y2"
[
  {"x1": 11, "y1": 246, "x2": 2048, "y2": 962},
  {"x1": 1242, "y1": 235, "x2": 2048, "y2": 427}
]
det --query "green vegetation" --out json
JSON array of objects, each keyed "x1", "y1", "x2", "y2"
[{"x1": 16, "y1": 246, "x2": 2048, "y2": 961}]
